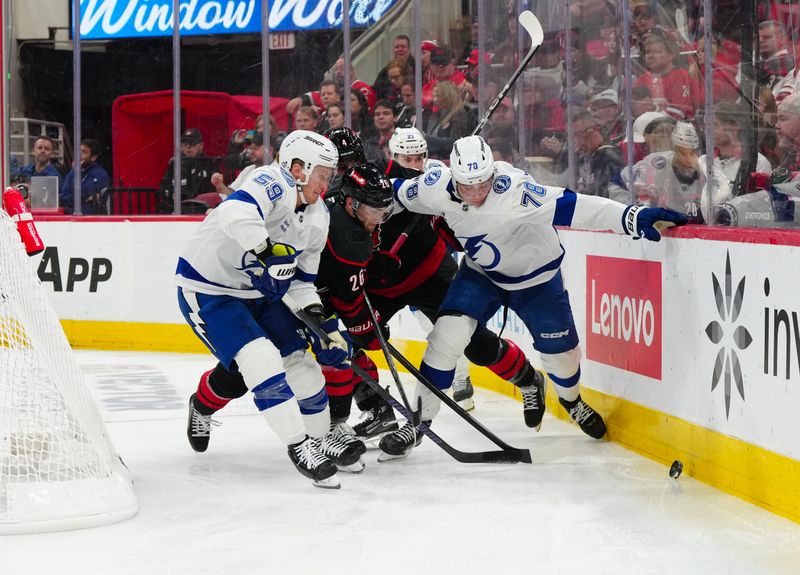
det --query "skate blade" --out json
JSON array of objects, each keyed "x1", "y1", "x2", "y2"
[
  {"x1": 377, "y1": 451, "x2": 410, "y2": 463},
  {"x1": 312, "y1": 475, "x2": 342, "y2": 489},
  {"x1": 358, "y1": 432, "x2": 394, "y2": 450},
  {"x1": 339, "y1": 459, "x2": 366, "y2": 474}
]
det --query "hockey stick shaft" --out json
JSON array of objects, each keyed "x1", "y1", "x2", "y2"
[
  {"x1": 361, "y1": 290, "x2": 417, "y2": 424},
  {"x1": 281, "y1": 295, "x2": 524, "y2": 463},
  {"x1": 471, "y1": 10, "x2": 544, "y2": 136},
  {"x1": 386, "y1": 341, "x2": 531, "y2": 462}
]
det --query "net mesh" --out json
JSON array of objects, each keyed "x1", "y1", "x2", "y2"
[{"x1": 0, "y1": 209, "x2": 136, "y2": 531}]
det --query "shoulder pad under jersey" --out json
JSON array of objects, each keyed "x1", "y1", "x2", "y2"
[{"x1": 326, "y1": 203, "x2": 374, "y2": 265}]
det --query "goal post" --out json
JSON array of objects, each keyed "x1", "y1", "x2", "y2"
[{"x1": 0, "y1": 208, "x2": 137, "y2": 534}]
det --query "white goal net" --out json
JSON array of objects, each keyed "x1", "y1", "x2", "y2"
[{"x1": 0, "y1": 209, "x2": 137, "y2": 534}]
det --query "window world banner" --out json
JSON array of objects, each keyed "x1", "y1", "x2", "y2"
[{"x1": 77, "y1": 0, "x2": 399, "y2": 40}]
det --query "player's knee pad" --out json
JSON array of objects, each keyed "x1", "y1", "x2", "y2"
[
  {"x1": 464, "y1": 324, "x2": 503, "y2": 366},
  {"x1": 235, "y1": 338, "x2": 286, "y2": 405},
  {"x1": 540, "y1": 347, "x2": 582, "y2": 388},
  {"x1": 283, "y1": 349, "x2": 326, "y2": 400},
  {"x1": 209, "y1": 361, "x2": 248, "y2": 399},
  {"x1": 413, "y1": 384, "x2": 441, "y2": 421},
  {"x1": 322, "y1": 364, "x2": 354, "y2": 398},
  {"x1": 422, "y1": 314, "x2": 477, "y2": 370}
]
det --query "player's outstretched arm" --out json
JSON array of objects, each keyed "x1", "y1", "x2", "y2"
[{"x1": 622, "y1": 205, "x2": 689, "y2": 242}]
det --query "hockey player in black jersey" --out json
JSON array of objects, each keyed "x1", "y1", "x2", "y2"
[{"x1": 317, "y1": 161, "x2": 550, "y2": 461}]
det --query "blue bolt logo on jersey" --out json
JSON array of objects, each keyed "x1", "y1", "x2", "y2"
[{"x1": 461, "y1": 234, "x2": 501, "y2": 269}]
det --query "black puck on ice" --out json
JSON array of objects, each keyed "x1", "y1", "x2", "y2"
[{"x1": 669, "y1": 460, "x2": 683, "y2": 479}]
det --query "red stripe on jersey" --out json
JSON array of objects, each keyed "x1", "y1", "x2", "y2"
[
  {"x1": 329, "y1": 292, "x2": 366, "y2": 317},
  {"x1": 326, "y1": 237, "x2": 372, "y2": 267},
  {"x1": 368, "y1": 238, "x2": 447, "y2": 298},
  {"x1": 322, "y1": 365, "x2": 354, "y2": 384}
]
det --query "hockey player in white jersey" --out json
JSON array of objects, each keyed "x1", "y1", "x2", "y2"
[
  {"x1": 383, "y1": 135, "x2": 688, "y2": 456},
  {"x1": 176, "y1": 130, "x2": 355, "y2": 489}
]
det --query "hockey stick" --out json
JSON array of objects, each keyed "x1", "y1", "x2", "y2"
[
  {"x1": 471, "y1": 10, "x2": 544, "y2": 136},
  {"x1": 282, "y1": 294, "x2": 530, "y2": 464},
  {"x1": 362, "y1": 290, "x2": 418, "y2": 427},
  {"x1": 386, "y1": 342, "x2": 530, "y2": 457},
  {"x1": 386, "y1": 11, "x2": 544, "y2": 257}
]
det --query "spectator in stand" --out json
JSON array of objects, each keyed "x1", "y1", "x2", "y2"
[
  {"x1": 422, "y1": 46, "x2": 466, "y2": 113},
  {"x1": 394, "y1": 77, "x2": 417, "y2": 128},
  {"x1": 286, "y1": 60, "x2": 376, "y2": 116},
  {"x1": 382, "y1": 59, "x2": 411, "y2": 107},
  {"x1": 459, "y1": 49, "x2": 492, "y2": 120},
  {"x1": 350, "y1": 88, "x2": 374, "y2": 138},
  {"x1": 642, "y1": 116, "x2": 677, "y2": 155},
  {"x1": 363, "y1": 100, "x2": 396, "y2": 161},
  {"x1": 635, "y1": 33, "x2": 695, "y2": 120},
  {"x1": 774, "y1": 91, "x2": 800, "y2": 170},
  {"x1": 325, "y1": 103, "x2": 346, "y2": 131},
  {"x1": 759, "y1": 20, "x2": 794, "y2": 95},
  {"x1": 373, "y1": 35, "x2": 415, "y2": 100},
  {"x1": 425, "y1": 80, "x2": 471, "y2": 159},
  {"x1": 487, "y1": 129, "x2": 516, "y2": 164},
  {"x1": 19, "y1": 135, "x2": 63, "y2": 184},
  {"x1": 224, "y1": 114, "x2": 272, "y2": 180},
  {"x1": 157, "y1": 128, "x2": 216, "y2": 213},
  {"x1": 620, "y1": 111, "x2": 666, "y2": 163},
  {"x1": 484, "y1": 97, "x2": 516, "y2": 145},
  {"x1": 420, "y1": 40, "x2": 438, "y2": 86},
  {"x1": 757, "y1": 84, "x2": 780, "y2": 168},
  {"x1": 294, "y1": 106, "x2": 320, "y2": 132},
  {"x1": 629, "y1": 1, "x2": 658, "y2": 74},
  {"x1": 688, "y1": 32, "x2": 740, "y2": 112},
  {"x1": 589, "y1": 89, "x2": 624, "y2": 144},
  {"x1": 316, "y1": 80, "x2": 341, "y2": 133},
  {"x1": 458, "y1": 18, "x2": 482, "y2": 65},
  {"x1": 60, "y1": 138, "x2": 110, "y2": 215},
  {"x1": 212, "y1": 131, "x2": 272, "y2": 199},
  {"x1": 572, "y1": 109, "x2": 627, "y2": 202}
]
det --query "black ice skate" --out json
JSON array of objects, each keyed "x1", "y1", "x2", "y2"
[
  {"x1": 452, "y1": 376, "x2": 475, "y2": 412},
  {"x1": 288, "y1": 436, "x2": 340, "y2": 489},
  {"x1": 352, "y1": 401, "x2": 399, "y2": 446},
  {"x1": 320, "y1": 423, "x2": 366, "y2": 473},
  {"x1": 377, "y1": 420, "x2": 426, "y2": 462},
  {"x1": 519, "y1": 369, "x2": 547, "y2": 431},
  {"x1": 186, "y1": 393, "x2": 221, "y2": 453},
  {"x1": 559, "y1": 396, "x2": 606, "y2": 439}
]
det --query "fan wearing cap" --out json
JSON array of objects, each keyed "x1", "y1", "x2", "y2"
[
  {"x1": 422, "y1": 46, "x2": 466, "y2": 113},
  {"x1": 589, "y1": 89, "x2": 624, "y2": 144},
  {"x1": 389, "y1": 135, "x2": 688, "y2": 454},
  {"x1": 157, "y1": 128, "x2": 217, "y2": 213},
  {"x1": 176, "y1": 130, "x2": 361, "y2": 489}
]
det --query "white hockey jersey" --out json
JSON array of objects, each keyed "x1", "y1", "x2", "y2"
[
  {"x1": 394, "y1": 164, "x2": 628, "y2": 291},
  {"x1": 176, "y1": 164, "x2": 328, "y2": 309}
]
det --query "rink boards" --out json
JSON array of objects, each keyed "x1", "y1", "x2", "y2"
[{"x1": 29, "y1": 217, "x2": 800, "y2": 522}]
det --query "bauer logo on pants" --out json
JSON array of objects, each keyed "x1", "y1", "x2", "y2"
[{"x1": 585, "y1": 256, "x2": 662, "y2": 379}]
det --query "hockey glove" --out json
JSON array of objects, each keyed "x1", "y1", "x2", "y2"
[
  {"x1": 622, "y1": 205, "x2": 689, "y2": 242},
  {"x1": 369, "y1": 250, "x2": 402, "y2": 282},
  {"x1": 248, "y1": 240, "x2": 298, "y2": 302},
  {"x1": 349, "y1": 321, "x2": 389, "y2": 351},
  {"x1": 304, "y1": 305, "x2": 352, "y2": 368},
  {"x1": 431, "y1": 215, "x2": 463, "y2": 252}
]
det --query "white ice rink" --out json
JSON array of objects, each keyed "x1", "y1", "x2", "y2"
[{"x1": 3, "y1": 350, "x2": 800, "y2": 575}]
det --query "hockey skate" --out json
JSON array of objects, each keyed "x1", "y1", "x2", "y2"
[
  {"x1": 559, "y1": 396, "x2": 606, "y2": 439},
  {"x1": 377, "y1": 420, "x2": 426, "y2": 462},
  {"x1": 352, "y1": 401, "x2": 399, "y2": 447},
  {"x1": 519, "y1": 369, "x2": 547, "y2": 431},
  {"x1": 288, "y1": 436, "x2": 340, "y2": 489},
  {"x1": 320, "y1": 422, "x2": 366, "y2": 473},
  {"x1": 186, "y1": 394, "x2": 221, "y2": 453},
  {"x1": 452, "y1": 376, "x2": 475, "y2": 412}
]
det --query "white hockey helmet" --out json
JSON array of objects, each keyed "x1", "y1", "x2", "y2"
[
  {"x1": 449, "y1": 135, "x2": 496, "y2": 186},
  {"x1": 389, "y1": 127, "x2": 428, "y2": 160},
  {"x1": 671, "y1": 122, "x2": 700, "y2": 150},
  {"x1": 278, "y1": 130, "x2": 339, "y2": 186}
]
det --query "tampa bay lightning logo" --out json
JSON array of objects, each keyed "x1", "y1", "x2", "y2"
[
  {"x1": 461, "y1": 234, "x2": 501, "y2": 270},
  {"x1": 235, "y1": 252, "x2": 262, "y2": 274},
  {"x1": 493, "y1": 175, "x2": 511, "y2": 194},
  {"x1": 406, "y1": 183, "x2": 419, "y2": 200},
  {"x1": 280, "y1": 167, "x2": 296, "y2": 187},
  {"x1": 652, "y1": 156, "x2": 667, "y2": 170},
  {"x1": 424, "y1": 169, "x2": 441, "y2": 186}
]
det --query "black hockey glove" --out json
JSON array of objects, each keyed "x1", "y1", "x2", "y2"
[{"x1": 622, "y1": 206, "x2": 688, "y2": 242}]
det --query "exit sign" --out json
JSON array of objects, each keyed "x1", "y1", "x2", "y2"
[{"x1": 271, "y1": 33, "x2": 295, "y2": 50}]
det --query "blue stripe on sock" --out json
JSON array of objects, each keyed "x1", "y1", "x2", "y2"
[
  {"x1": 251, "y1": 373, "x2": 293, "y2": 411},
  {"x1": 297, "y1": 388, "x2": 328, "y2": 415},
  {"x1": 420, "y1": 362, "x2": 455, "y2": 390},
  {"x1": 548, "y1": 367, "x2": 581, "y2": 388}
]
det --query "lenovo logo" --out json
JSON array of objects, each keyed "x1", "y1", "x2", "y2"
[{"x1": 586, "y1": 256, "x2": 662, "y2": 379}]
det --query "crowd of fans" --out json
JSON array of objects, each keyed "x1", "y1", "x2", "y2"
[{"x1": 12, "y1": 1, "x2": 800, "y2": 226}]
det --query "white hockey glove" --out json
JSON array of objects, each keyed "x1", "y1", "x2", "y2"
[
  {"x1": 303, "y1": 305, "x2": 352, "y2": 368},
  {"x1": 622, "y1": 206, "x2": 689, "y2": 242}
]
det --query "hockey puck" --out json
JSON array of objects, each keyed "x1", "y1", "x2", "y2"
[{"x1": 669, "y1": 460, "x2": 683, "y2": 479}]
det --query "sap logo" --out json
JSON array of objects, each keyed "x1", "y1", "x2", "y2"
[
  {"x1": 493, "y1": 175, "x2": 511, "y2": 194},
  {"x1": 406, "y1": 183, "x2": 419, "y2": 200},
  {"x1": 424, "y1": 169, "x2": 441, "y2": 186},
  {"x1": 37, "y1": 247, "x2": 112, "y2": 292}
]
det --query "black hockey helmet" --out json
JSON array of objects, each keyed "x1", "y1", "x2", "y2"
[
  {"x1": 341, "y1": 163, "x2": 393, "y2": 209},
  {"x1": 324, "y1": 127, "x2": 366, "y2": 168}
]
